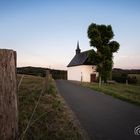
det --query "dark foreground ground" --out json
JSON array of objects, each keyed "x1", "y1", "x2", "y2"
[{"x1": 56, "y1": 80, "x2": 140, "y2": 140}]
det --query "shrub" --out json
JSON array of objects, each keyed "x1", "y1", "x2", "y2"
[
  {"x1": 128, "y1": 76, "x2": 137, "y2": 84},
  {"x1": 112, "y1": 72, "x2": 128, "y2": 83}
]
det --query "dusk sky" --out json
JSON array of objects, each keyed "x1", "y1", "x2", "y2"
[{"x1": 0, "y1": 0, "x2": 140, "y2": 70}]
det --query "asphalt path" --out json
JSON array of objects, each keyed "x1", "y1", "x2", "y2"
[{"x1": 56, "y1": 80, "x2": 140, "y2": 140}]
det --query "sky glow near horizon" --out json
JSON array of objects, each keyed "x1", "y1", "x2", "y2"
[{"x1": 0, "y1": 0, "x2": 140, "y2": 70}]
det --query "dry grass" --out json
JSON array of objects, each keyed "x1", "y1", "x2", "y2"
[{"x1": 18, "y1": 74, "x2": 85, "y2": 140}]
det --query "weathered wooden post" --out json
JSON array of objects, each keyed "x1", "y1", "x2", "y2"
[
  {"x1": 46, "y1": 70, "x2": 50, "y2": 87},
  {"x1": 0, "y1": 49, "x2": 18, "y2": 140}
]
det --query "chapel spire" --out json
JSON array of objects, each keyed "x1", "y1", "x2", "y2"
[{"x1": 76, "y1": 41, "x2": 81, "y2": 55}]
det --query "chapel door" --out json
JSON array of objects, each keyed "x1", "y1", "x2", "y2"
[{"x1": 90, "y1": 74, "x2": 96, "y2": 82}]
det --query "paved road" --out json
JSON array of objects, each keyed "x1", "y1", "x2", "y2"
[{"x1": 56, "y1": 80, "x2": 140, "y2": 140}]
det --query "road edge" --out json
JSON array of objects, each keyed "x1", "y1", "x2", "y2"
[{"x1": 55, "y1": 80, "x2": 90, "y2": 140}]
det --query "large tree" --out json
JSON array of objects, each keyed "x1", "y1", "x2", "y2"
[{"x1": 87, "y1": 23, "x2": 120, "y2": 85}]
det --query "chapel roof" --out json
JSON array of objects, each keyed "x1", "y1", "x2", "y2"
[{"x1": 67, "y1": 49, "x2": 94, "y2": 67}]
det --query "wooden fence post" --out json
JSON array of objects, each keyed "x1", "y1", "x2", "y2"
[
  {"x1": 46, "y1": 70, "x2": 50, "y2": 87},
  {"x1": 0, "y1": 49, "x2": 18, "y2": 140}
]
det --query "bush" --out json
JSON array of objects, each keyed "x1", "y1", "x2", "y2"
[
  {"x1": 112, "y1": 72, "x2": 128, "y2": 83},
  {"x1": 128, "y1": 76, "x2": 137, "y2": 84}
]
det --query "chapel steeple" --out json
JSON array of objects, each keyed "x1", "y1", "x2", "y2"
[{"x1": 76, "y1": 41, "x2": 81, "y2": 55}]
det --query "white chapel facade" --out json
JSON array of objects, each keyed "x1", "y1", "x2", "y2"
[{"x1": 67, "y1": 42, "x2": 98, "y2": 82}]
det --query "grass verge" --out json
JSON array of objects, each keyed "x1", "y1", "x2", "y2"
[
  {"x1": 81, "y1": 82, "x2": 140, "y2": 106},
  {"x1": 18, "y1": 75, "x2": 85, "y2": 140}
]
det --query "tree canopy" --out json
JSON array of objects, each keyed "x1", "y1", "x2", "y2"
[{"x1": 87, "y1": 23, "x2": 120, "y2": 83}]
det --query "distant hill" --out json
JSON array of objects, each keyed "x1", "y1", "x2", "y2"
[
  {"x1": 17, "y1": 66, "x2": 67, "y2": 80},
  {"x1": 113, "y1": 68, "x2": 140, "y2": 74}
]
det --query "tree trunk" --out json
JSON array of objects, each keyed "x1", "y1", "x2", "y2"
[{"x1": 0, "y1": 49, "x2": 18, "y2": 140}]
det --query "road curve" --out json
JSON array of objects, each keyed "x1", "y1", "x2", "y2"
[{"x1": 56, "y1": 80, "x2": 140, "y2": 140}]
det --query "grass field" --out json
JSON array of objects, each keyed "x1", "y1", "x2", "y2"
[
  {"x1": 81, "y1": 82, "x2": 140, "y2": 106},
  {"x1": 18, "y1": 74, "x2": 85, "y2": 140}
]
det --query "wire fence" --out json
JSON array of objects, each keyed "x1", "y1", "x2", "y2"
[
  {"x1": 18, "y1": 74, "x2": 24, "y2": 90},
  {"x1": 18, "y1": 75, "x2": 47, "y2": 140}
]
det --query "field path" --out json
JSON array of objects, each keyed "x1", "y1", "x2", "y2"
[{"x1": 56, "y1": 80, "x2": 140, "y2": 140}]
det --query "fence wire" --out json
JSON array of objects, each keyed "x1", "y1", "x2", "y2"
[
  {"x1": 20, "y1": 81, "x2": 46, "y2": 140},
  {"x1": 18, "y1": 74, "x2": 24, "y2": 90}
]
